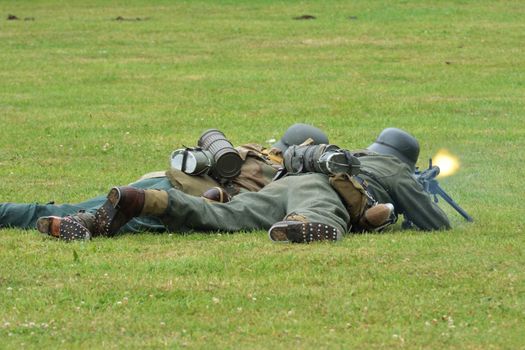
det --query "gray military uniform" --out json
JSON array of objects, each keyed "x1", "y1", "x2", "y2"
[
  {"x1": 357, "y1": 154, "x2": 450, "y2": 230},
  {"x1": 153, "y1": 154, "x2": 449, "y2": 235},
  {"x1": 160, "y1": 173, "x2": 350, "y2": 234}
]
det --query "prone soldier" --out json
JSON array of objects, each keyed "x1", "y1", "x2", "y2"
[
  {"x1": 35, "y1": 128, "x2": 451, "y2": 242},
  {"x1": 352, "y1": 128, "x2": 451, "y2": 231},
  {"x1": 0, "y1": 124, "x2": 329, "y2": 236}
]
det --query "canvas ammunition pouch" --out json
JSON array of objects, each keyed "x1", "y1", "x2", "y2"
[
  {"x1": 235, "y1": 143, "x2": 283, "y2": 167},
  {"x1": 231, "y1": 144, "x2": 282, "y2": 193},
  {"x1": 165, "y1": 168, "x2": 219, "y2": 196},
  {"x1": 329, "y1": 174, "x2": 376, "y2": 226}
]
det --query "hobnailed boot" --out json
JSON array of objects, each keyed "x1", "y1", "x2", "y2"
[
  {"x1": 358, "y1": 203, "x2": 396, "y2": 232},
  {"x1": 94, "y1": 186, "x2": 168, "y2": 236},
  {"x1": 36, "y1": 211, "x2": 94, "y2": 241},
  {"x1": 268, "y1": 215, "x2": 342, "y2": 244}
]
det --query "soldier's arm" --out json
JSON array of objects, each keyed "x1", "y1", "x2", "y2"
[{"x1": 392, "y1": 170, "x2": 451, "y2": 231}]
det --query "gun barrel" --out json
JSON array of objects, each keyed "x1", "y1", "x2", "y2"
[{"x1": 434, "y1": 185, "x2": 474, "y2": 222}]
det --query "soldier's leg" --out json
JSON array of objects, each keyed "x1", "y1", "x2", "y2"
[
  {"x1": 95, "y1": 173, "x2": 348, "y2": 237},
  {"x1": 281, "y1": 173, "x2": 349, "y2": 232},
  {"x1": 162, "y1": 179, "x2": 290, "y2": 232},
  {"x1": 119, "y1": 177, "x2": 173, "y2": 233},
  {"x1": 35, "y1": 174, "x2": 226, "y2": 239},
  {"x1": 0, "y1": 177, "x2": 172, "y2": 231},
  {"x1": 94, "y1": 177, "x2": 291, "y2": 236},
  {"x1": 268, "y1": 173, "x2": 350, "y2": 243},
  {"x1": 165, "y1": 173, "x2": 349, "y2": 237},
  {"x1": 116, "y1": 174, "x2": 226, "y2": 233},
  {"x1": 120, "y1": 172, "x2": 227, "y2": 234},
  {"x1": 64, "y1": 178, "x2": 172, "y2": 234},
  {"x1": 0, "y1": 202, "x2": 94, "y2": 229}
]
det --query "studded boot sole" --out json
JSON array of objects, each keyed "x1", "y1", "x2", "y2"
[
  {"x1": 36, "y1": 216, "x2": 91, "y2": 241},
  {"x1": 268, "y1": 221, "x2": 342, "y2": 243}
]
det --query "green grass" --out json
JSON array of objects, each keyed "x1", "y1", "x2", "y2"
[{"x1": 1, "y1": 0, "x2": 524, "y2": 348}]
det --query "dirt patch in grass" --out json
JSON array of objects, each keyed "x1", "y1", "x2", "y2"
[
  {"x1": 114, "y1": 16, "x2": 148, "y2": 21},
  {"x1": 293, "y1": 15, "x2": 316, "y2": 20}
]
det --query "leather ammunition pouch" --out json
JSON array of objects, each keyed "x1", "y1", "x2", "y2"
[{"x1": 329, "y1": 174, "x2": 376, "y2": 225}]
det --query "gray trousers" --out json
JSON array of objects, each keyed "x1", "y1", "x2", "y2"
[
  {"x1": 0, "y1": 177, "x2": 172, "y2": 233},
  {"x1": 162, "y1": 173, "x2": 350, "y2": 234}
]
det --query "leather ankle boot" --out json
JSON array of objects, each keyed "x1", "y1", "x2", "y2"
[
  {"x1": 201, "y1": 187, "x2": 231, "y2": 203},
  {"x1": 94, "y1": 186, "x2": 145, "y2": 236},
  {"x1": 358, "y1": 203, "x2": 396, "y2": 232},
  {"x1": 36, "y1": 211, "x2": 94, "y2": 241}
]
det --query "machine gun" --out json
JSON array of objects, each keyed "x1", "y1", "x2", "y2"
[{"x1": 415, "y1": 159, "x2": 474, "y2": 222}]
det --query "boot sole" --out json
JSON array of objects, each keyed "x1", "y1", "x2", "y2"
[
  {"x1": 94, "y1": 187, "x2": 124, "y2": 236},
  {"x1": 37, "y1": 216, "x2": 91, "y2": 241},
  {"x1": 269, "y1": 221, "x2": 341, "y2": 243}
]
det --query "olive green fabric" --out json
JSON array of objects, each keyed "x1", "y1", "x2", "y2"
[
  {"x1": 165, "y1": 168, "x2": 219, "y2": 196},
  {"x1": 161, "y1": 173, "x2": 350, "y2": 234},
  {"x1": 231, "y1": 156, "x2": 279, "y2": 193},
  {"x1": 329, "y1": 173, "x2": 371, "y2": 226},
  {"x1": 142, "y1": 190, "x2": 169, "y2": 216},
  {"x1": 357, "y1": 154, "x2": 451, "y2": 230}
]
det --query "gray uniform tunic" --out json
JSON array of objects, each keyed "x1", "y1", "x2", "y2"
[{"x1": 357, "y1": 154, "x2": 451, "y2": 230}]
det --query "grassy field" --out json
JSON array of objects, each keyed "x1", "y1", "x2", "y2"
[{"x1": 1, "y1": 0, "x2": 524, "y2": 348}]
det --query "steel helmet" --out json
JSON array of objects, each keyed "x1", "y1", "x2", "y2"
[
  {"x1": 272, "y1": 123, "x2": 329, "y2": 152},
  {"x1": 367, "y1": 128, "x2": 420, "y2": 170}
]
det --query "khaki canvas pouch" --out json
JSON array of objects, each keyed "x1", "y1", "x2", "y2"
[
  {"x1": 165, "y1": 168, "x2": 218, "y2": 196},
  {"x1": 329, "y1": 174, "x2": 370, "y2": 225}
]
